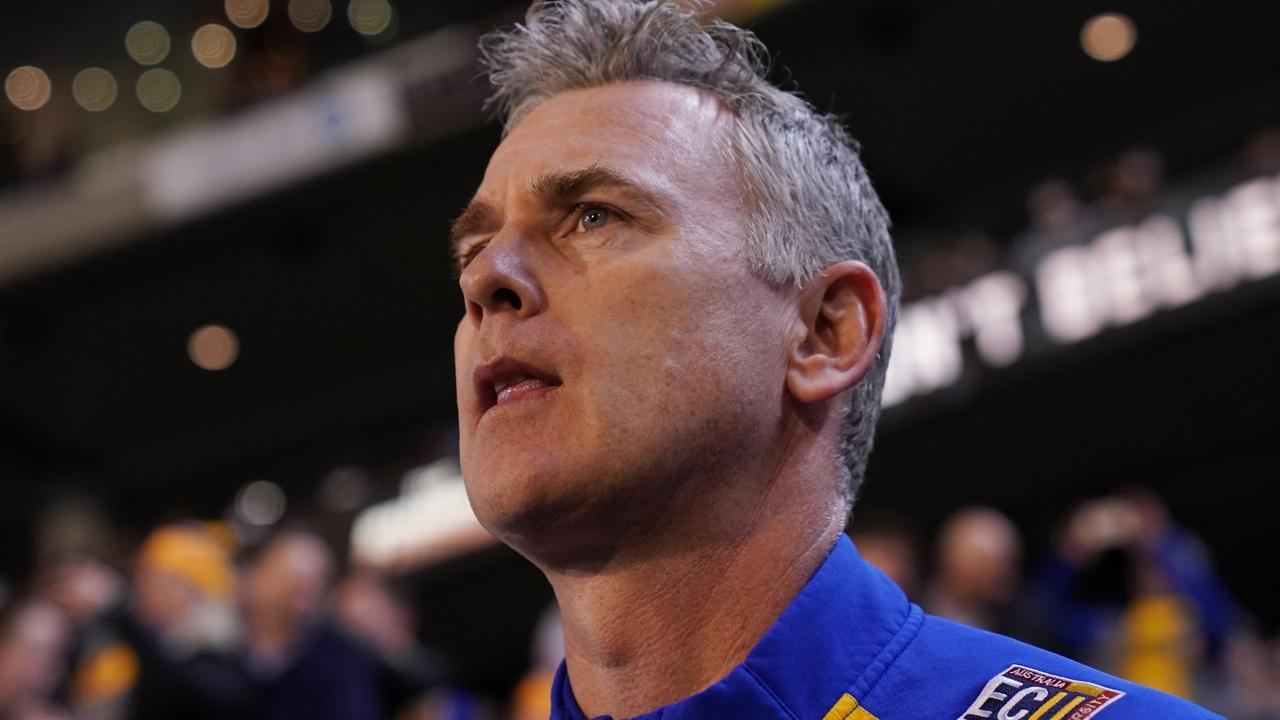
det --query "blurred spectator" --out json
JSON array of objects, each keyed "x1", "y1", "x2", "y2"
[
  {"x1": 35, "y1": 556, "x2": 125, "y2": 630},
  {"x1": 334, "y1": 573, "x2": 417, "y2": 663},
  {"x1": 66, "y1": 523, "x2": 253, "y2": 720},
  {"x1": 1095, "y1": 147, "x2": 1166, "y2": 221},
  {"x1": 1205, "y1": 630, "x2": 1280, "y2": 719},
  {"x1": 898, "y1": 231, "x2": 1002, "y2": 303},
  {"x1": 132, "y1": 525, "x2": 241, "y2": 655},
  {"x1": 926, "y1": 506, "x2": 1054, "y2": 648},
  {"x1": 1012, "y1": 177, "x2": 1102, "y2": 272},
  {"x1": 0, "y1": 599, "x2": 72, "y2": 720},
  {"x1": 1034, "y1": 489, "x2": 1237, "y2": 699},
  {"x1": 927, "y1": 506, "x2": 1021, "y2": 628},
  {"x1": 509, "y1": 605, "x2": 563, "y2": 720},
  {"x1": 1027, "y1": 179, "x2": 1085, "y2": 234},
  {"x1": 334, "y1": 572, "x2": 451, "y2": 717},
  {"x1": 848, "y1": 510, "x2": 921, "y2": 598},
  {"x1": 243, "y1": 531, "x2": 383, "y2": 720}
]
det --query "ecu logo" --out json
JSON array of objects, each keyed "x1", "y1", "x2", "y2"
[{"x1": 957, "y1": 665, "x2": 1125, "y2": 720}]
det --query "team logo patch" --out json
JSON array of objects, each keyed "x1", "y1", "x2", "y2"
[{"x1": 956, "y1": 664, "x2": 1125, "y2": 720}]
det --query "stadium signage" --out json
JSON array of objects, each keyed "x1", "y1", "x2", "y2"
[{"x1": 883, "y1": 172, "x2": 1280, "y2": 406}]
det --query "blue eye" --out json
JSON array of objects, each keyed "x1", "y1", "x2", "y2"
[{"x1": 578, "y1": 206, "x2": 611, "y2": 232}]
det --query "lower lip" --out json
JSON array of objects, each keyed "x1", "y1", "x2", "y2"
[{"x1": 494, "y1": 379, "x2": 559, "y2": 407}]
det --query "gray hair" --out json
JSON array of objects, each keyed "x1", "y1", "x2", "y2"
[{"x1": 479, "y1": 0, "x2": 900, "y2": 509}]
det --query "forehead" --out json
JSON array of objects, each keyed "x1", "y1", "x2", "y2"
[{"x1": 479, "y1": 81, "x2": 736, "y2": 202}]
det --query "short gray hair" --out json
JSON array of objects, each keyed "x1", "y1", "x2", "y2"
[{"x1": 479, "y1": 0, "x2": 900, "y2": 508}]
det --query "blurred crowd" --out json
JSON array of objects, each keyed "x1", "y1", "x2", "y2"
[
  {"x1": 0, "y1": 524, "x2": 462, "y2": 720},
  {"x1": 3, "y1": 486, "x2": 1276, "y2": 719},
  {"x1": 853, "y1": 488, "x2": 1280, "y2": 719},
  {"x1": 895, "y1": 125, "x2": 1280, "y2": 303}
]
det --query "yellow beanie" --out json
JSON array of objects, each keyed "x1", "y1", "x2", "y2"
[{"x1": 137, "y1": 524, "x2": 236, "y2": 600}]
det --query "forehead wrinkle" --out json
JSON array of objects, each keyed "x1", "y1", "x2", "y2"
[
  {"x1": 504, "y1": 84, "x2": 732, "y2": 192},
  {"x1": 465, "y1": 84, "x2": 739, "y2": 254}
]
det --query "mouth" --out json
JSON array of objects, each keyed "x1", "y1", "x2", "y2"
[{"x1": 474, "y1": 357, "x2": 563, "y2": 414}]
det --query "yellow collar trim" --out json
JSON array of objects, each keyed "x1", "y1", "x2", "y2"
[{"x1": 822, "y1": 693, "x2": 881, "y2": 720}]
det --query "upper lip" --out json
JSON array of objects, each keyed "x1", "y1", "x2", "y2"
[{"x1": 473, "y1": 357, "x2": 562, "y2": 413}]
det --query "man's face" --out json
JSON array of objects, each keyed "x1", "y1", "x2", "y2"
[{"x1": 453, "y1": 82, "x2": 795, "y2": 555}]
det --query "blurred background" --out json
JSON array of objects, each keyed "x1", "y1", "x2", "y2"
[{"x1": 2, "y1": 0, "x2": 1279, "y2": 717}]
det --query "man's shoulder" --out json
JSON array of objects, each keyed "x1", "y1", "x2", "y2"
[{"x1": 851, "y1": 611, "x2": 1222, "y2": 720}]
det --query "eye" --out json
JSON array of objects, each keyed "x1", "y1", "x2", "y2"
[{"x1": 576, "y1": 205, "x2": 614, "y2": 232}]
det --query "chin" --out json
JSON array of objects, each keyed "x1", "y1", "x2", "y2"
[
  {"x1": 462, "y1": 451, "x2": 627, "y2": 568},
  {"x1": 465, "y1": 452, "x2": 565, "y2": 530}
]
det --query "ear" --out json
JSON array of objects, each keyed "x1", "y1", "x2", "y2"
[{"x1": 785, "y1": 260, "x2": 888, "y2": 404}]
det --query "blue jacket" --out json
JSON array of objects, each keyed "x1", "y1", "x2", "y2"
[{"x1": 550, "y1": 534, "x2": 1221, "y2": 720}]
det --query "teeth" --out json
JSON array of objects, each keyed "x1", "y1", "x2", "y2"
[{"x1": 493, "y1": 373, "x2": 532, "y2": 393}]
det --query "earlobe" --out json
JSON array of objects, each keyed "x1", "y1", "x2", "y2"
[{"x1": 785, "y1": 261, "x2": 886, "y2": 405}]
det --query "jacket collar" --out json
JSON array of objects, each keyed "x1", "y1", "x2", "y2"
[{"x1": 550, "y1": 533, "x2": 914, "y2": 720}]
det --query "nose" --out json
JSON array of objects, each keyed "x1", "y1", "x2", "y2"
[{"x1": 458, "y1": 233, "x2": 546, "y2": 327}]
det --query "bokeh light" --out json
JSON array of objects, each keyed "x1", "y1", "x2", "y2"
[
  {"x1": 288, "y1": 0, "x2": 332, "y2": 32},
  {"x1": 225, "y1": 0, "x2": 270, "y2": 29},
  {"x1": 71, "y1": 68, "x2": 118, "y2": 112},
  {"x1": 135, "y1": 68, "x2": 182, "y2": 112},
  {"x1": 125, "y1": 21, "x2": 172, "y2": 66},
  {"x1": 4, "y1": 66, "x2": 52, "y2": 111},
  {"x1": 187, "y1": 324, "x2": 239, "y2": 370},
  {"x1": 1081, "y1": 13, "x2": 1137, "y2": 62},
  {"x1": 235, "y1": 481, "x2": 287, "y2": 526},
  {"x1": 192, "y1": 24, "x2": 238, "y2": 69},
  {"x1": 348, "y1": 0, "x2": 393, "y2": 36}
]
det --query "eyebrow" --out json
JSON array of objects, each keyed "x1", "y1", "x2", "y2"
[
  {"x1": 449, "y1": 201, "x2": 499, "y2": 261},
  {"x1": 449, "y1": 165, "x2": 666, "y2": 261},
  {"x1": 529, "y1": 165, "x2": 659, "y2": 206}
]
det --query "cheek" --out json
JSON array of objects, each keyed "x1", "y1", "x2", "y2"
[
  {"x1": 578, "y1": 257, "x2": 769, "y2": 421},
  {"x1": 454, "y1": 319, "x2": 482, "y2": 469},
  {"x1": 589, "y1": 268, "x2": 694, "y2": 376},
  {"x1": 454, "y1": 319, "x2": 475, "y2": 405},
  {"x1": 453, "y1": 316, "x2": 471, "y2": 366}
]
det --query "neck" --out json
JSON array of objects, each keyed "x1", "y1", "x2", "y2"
[{"x1": 544, "y1": 447, "x2": 846, "y2": 718}]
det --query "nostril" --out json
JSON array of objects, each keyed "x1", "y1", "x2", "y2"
[{"x1": 493, "y1": 287, "x2": 522, "y2": 311}]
